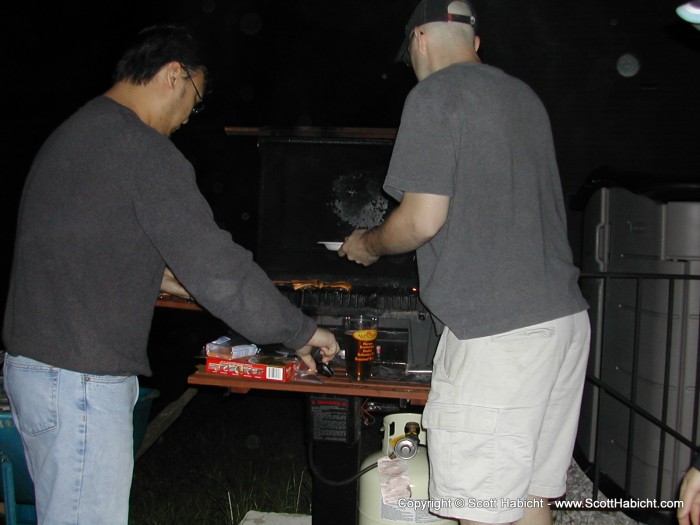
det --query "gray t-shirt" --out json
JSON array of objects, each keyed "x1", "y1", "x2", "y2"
[
  {"x1": 3, "y1": 96, "x2": 316, "y2": 376},
  {"x1": 384, "y1": 62, "x2": 588, "y2": 339}
]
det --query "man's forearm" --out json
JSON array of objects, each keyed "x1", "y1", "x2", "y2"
[
  {"x1": 340, "y1": 192, "x2": 450, "y2": 267},
  {"x1": 365, "y1": 193, "x2": 448, "y2": 255},
  {"x1": 363, "y1": 212, "x2": 428, "y2": 256}
]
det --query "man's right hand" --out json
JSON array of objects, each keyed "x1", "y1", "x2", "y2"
[
  {"x1": 296, "y1": 328, "x2": 339, "y2": 372},
  {"x1": 679, "y1": 466, "x2": 700, "y2": 525}
]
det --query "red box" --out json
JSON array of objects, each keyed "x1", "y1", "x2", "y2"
[{"x1": 205, "y1": 355, "x2": 298, "y2": 382}]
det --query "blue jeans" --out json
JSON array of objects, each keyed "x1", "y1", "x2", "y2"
[{"x1": 3, "y1": 354, "x2": 139, "y2": 525}]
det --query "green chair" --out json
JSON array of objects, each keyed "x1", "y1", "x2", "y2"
[{"x1": 0, "y1": 411, "x2": 37, "y2": 525}]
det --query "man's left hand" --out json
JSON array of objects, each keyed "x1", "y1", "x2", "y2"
[{"x1": 160, "y1": 267, "x2": 192, "y2": 300}]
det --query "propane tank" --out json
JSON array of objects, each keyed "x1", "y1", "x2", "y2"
[{"x1": 358, "y1": 413, "x2": 454, "y2": 524}]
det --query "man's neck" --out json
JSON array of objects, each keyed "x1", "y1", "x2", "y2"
[
  {"x1": 429, "y1": 49, "x2": 480, "y2": 76},
  {"x1": 104, "y1": 81, "x2": 163, "y2": 134}
]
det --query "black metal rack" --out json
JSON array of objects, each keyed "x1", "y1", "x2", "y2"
[{"x1": 576, "y1": 271, "x2": 700, "y2": 524}]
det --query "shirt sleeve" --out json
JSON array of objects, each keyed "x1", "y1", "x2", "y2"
[
  {"x1": 384, "y1": 85, "x2": 457, "y2": 201},
  {"x1": 132, "y1": 147, "x2": 316, "y2": 351}
]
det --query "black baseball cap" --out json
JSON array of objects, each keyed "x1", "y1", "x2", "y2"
[{"x1": 396, "y1": 0, "x2": 477, "y2": 65}]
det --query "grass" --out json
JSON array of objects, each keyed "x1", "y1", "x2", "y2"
[{"x1": 129, "y1": 388, "x2": 313, "y2": 525}]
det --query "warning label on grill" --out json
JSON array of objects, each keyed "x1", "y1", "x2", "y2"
[{"x1": 308, "y1": 395, "x2": 360, "y2": 443}]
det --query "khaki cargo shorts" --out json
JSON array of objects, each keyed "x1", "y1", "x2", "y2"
[{"x1": 422, "y1": 311, "x2": 591, "y2": 523}]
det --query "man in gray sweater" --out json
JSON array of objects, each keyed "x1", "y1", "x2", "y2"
[{"x1": 3, "y1": 25, "x2": 338, "y2": 525}]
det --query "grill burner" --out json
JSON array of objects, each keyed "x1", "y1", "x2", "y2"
[{"x1": 276, "y1": 287, "x2": 424, "y2": 318}]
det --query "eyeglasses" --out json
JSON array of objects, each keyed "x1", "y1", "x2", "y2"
[{"x1": 181, "y1": 63, "x2": 205, "y2": 115}]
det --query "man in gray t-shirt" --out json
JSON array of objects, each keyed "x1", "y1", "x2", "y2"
[{"x1": 340, "y1": 1, "x2": 589, "y2": 524}]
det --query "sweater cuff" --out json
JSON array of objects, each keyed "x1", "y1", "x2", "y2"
[{"x1": 283, "y1": 314, "x2": 318, "y2": 351}]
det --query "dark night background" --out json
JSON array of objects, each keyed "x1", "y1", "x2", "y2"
[{"x1": 2, "y1": 0, "x2": 700, "y2": 383}]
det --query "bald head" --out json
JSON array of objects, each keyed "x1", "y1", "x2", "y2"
[
  {"x1": 411, "y1": 1, "x2": 481, "y2": 80},
  {"x1": 431, "y1": 2, "x2": 476, "y2": 43},
  {"x1": 423, "y1": 1, "x2": 477, "y2": 53}
]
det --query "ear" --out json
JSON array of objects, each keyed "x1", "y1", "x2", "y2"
[
  {"x1": 416, "y1": 27, "x2": 428, "y2": 54},
  {"x1": 474, "y1": 35, "x2": 481, "y2": 52},
  {"x1": 160, "y1": 61, "x2": 183, "y2": 90}
]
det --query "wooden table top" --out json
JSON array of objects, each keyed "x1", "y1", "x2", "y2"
[
  {"x1": 188, "y1": 365, "x2": 430, "y2": 405},
  {"x1": 156, "y1": 295, "x2": 202, "y2": 311}
]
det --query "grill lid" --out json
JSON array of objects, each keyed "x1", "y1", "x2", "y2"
[{"x1": 255, "y1": 129, "x2": 419, "y2": 290}]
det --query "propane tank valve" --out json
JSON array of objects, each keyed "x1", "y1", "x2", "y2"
[
  {"x1": 389, "y1": 421, "x2": 421, "y2": 460},
  {"x1": 393, "y1": 434, "x2": 419, "y2": 459}
]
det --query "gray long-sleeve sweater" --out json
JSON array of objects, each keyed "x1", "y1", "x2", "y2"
[{"x1": 3, "y1": 96, "x2": 316, "y2": 376}]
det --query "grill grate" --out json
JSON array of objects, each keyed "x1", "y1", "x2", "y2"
[{"x1": 278, "y1": 288, "x2": 424, "y2": 317}]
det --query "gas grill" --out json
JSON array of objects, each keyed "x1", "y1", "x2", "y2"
[{"x1": 249, "y1": 127, "x2": 440, "y2": 373}]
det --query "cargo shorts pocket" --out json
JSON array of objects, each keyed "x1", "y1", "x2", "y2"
[
  {"x1": 4, "y1": 357, "x2": 59, "y2": 437},
  {"x1": 424, "y1": 403, "x2": 536, "y2": 501},
  {"x1": 422, "y1": 402, "x2": 500, "y2": 496},
  {"x1": 433, "y1": 329, "x2": 471, "y2": 386},
  {"x1": 423, "y1": 402, "x2": 498, "y2": 434},
  {"x1": 490, "y1": 326, "x2": 555, "y2": 344}
]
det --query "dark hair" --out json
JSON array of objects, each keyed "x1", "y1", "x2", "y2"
[{"x1": 112, "y1": 25, "x2": 207, "y2": 85}]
